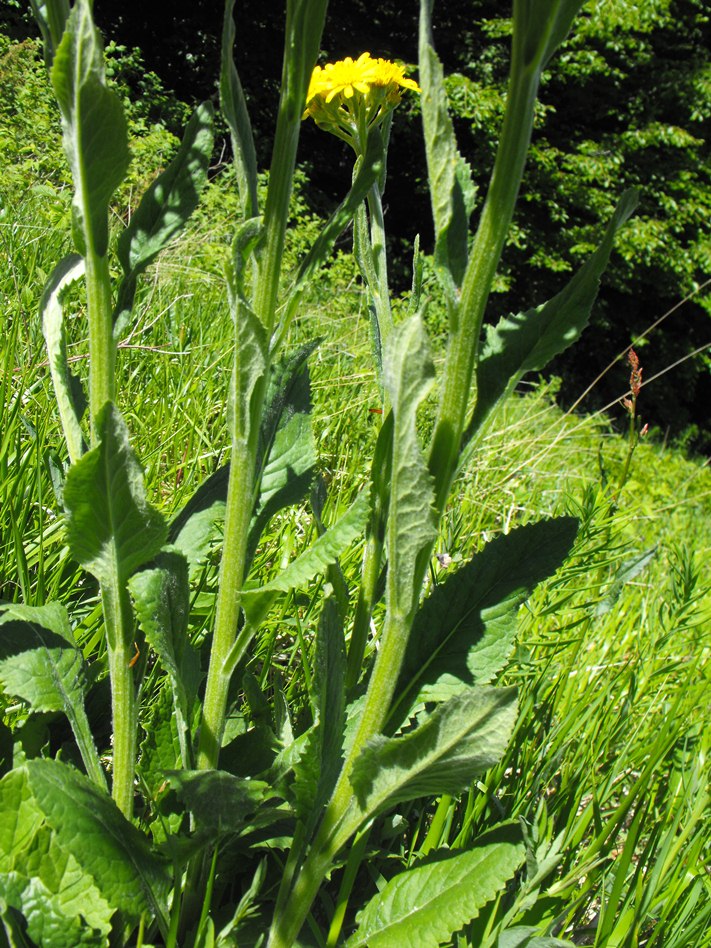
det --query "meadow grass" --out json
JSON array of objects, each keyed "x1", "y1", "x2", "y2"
[{"x1": 1, "y1": 169, "x2": 709, "y2": 944}]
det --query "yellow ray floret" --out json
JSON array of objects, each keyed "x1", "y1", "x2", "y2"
[{"x1": 304, "y1": 53, "x2": 420, "y2": 117}]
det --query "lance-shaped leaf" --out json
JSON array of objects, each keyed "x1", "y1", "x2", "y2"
[
  {"x1": 129, "y1": 551, "x2": 198, "y2": 769},
  {"x1": 40, "y1": 254, "x2": 86, "y2": 464},
  {"x1": 419, "y1": 0, "x2": 476, "y2": 291},
  {"x1": 0, "y1": 759, "x2": 170, "y2": 928},
  {"x1": 390, "y1": 518, "x2": 579, "y2": 728},
  {"x1": 221, "y1": 0, "x2": 258, "y2": 218},
  {"x1": 382, "y1": 315, "x2": 437, "y2": 621},
  {"x1": 350, "y1": 686, "x2": 517, "y2": 819},
  {"x1": 0, "y1": 602, "x2": 106, "y2": 790},
  {"x1": 293, "y1": 594, "x2": 346, "y2": 824},
  {"x1": 241, "y1": 491, "x2": 370, "y2": 628},
  {"x1": 467, "y1": 191, "x2": 638, "y2": 441},
  {"x1": 116, "y1": 102, "x2": 214, "y2": 322},
  {"x1": 515, "y1": 0, "x2": 588, "y2": 73},
  {"x1": 64, "y1": 402, "x2": 167, "y2": 587},
  {"x1": 50, "y1": 0, "x2": 129, "y2": 257},
  {"x1": 346, "y1": 824, "x2": 525, "y2": 947}
]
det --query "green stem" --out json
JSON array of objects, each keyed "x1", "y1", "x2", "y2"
[
  {"x1": 197, "y1": 436, "x2": 254, "y2": 770},
  {"x1": 365, "y1": 182, "x2": 393, "y2": 346},
  {"x1": 428, "y1": 59, "x2": 541, "y2": 512},
  {"x1": 104, "y1": 583, "x2": 137, "y2": 818},
  {"x1": 85, "y1": 251, "x2": 114, "y2": 444}
]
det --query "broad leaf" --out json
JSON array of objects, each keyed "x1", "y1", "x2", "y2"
[
  {"x1": 29, "y1": 0, "x2": 71, "y2": 68},
  {"x1": 0, "y1": 826, "x2": 113, "y2": 946},
  {"x1": 467, "y1": 191, "x2": 638, "y2": 440},
  {"x1": 391, "y1": 518, "x2": 579, "y2": 727},
  {"x1": 116, "y1": 102, "x2": 214, "y2": 321},
  {"x1": 168, "y1": 464, "x2": 228, "y2": 571},
  {"x1": 0, "y1": 760, "x2": 169, "y2": 927},
  {"x1": 165, "y1": 770, "x2": 268, "y2": 835},
  {"x1": 40, "y1": 254, "x2": 86, "y2": 463},
  {"x1": 64, "y1": 402, "x2": 167, "y2": 588},
  {"x1": 346, "y1": 824, "x2": 525, "y2": 947},
  {"x1": 351, "y1": 686, "x2": 517, "y2": 819},
  {"x1": 0, "y1": 603, "x2": 105, "y2": 790},
  {"x1": 241, "y1": 491, "x2": 369, "y2": 628},
  {"x1": 419, "y1": 0, "x2": 476, "y2": 291},
  {"x1": 50, "y1": 0, "x2": 129, "y2": 257},
  {"x1": 221, "y1": 0, "x2": 258, "y2": 218},
  {"x1": 382, "y1": 315, "x2": 437, "y2": 621}
]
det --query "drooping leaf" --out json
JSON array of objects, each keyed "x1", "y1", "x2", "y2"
[
  {"x1": 391, "y1": 518, "x2": 579, "y2": 727},
  {"x1": 40, "y1": 254, "x2": 86, "y2": 463},
  {"x1": 241, "y1": 491, "x2": 369, "y2": 628},
  {"x1": 63, "y1": 402, "x2": 167, "y2": 588},
  {"x1": 50, "y1": 0, "x2": 129, "y2": 257},
  {"x1": 0, "y1": 760, "x2": 170, "y2": 928},
  {"x1": 419, "y1": 0, "x2": 476, "y2": 291},
  {"x1": 0, "y1": 603, "x2": 105, "y2": 790},
  {"x1": 467, "y1": 191, "x2": 638, "y2": 441},
  {"x1": 116, "y1": 102, "x2": 214, "y2": 322},
  {"x1": 221, "y1": 0, "x2": 259, "y2": 218},
  {"x1": 346, "y1": 824, "x2": 525, "y2": 947},
  {"x1": 351, "y1": 686, "x2": 517, "y2": 819},
  {"x1": 165, "y1": 770, "x2": 268, "y2": 835},
  {"x1": 382, "y1": 315, "x2": 437, "y2": 621}
]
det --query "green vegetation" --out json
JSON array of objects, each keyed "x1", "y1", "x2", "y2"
[{"x1": 1, "y1": 3, "x2": 710, "y2": 946}]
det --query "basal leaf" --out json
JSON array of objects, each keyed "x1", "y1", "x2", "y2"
[
  {"x1": 165, "y1": 770, "x2": 268, "y2": 835},
  {"x1": 116, "y1": 102, "x2": 214, "y2": 319},
  {"x1": 467, "y1": 191, "x2": 638, "y2": 440},
  {"x1": 40, "y1": 254, "x2": 86, "y2": 463},
  {"x1": 391, "y1": 518, "x2": 579, "y2": 727},
  {"x1": 347, "y1": 824, "x2": 525, "y2": 947},
  {"x1": 0, "y1": 825, "x2": 113, "y2": 946},
  {"x1": 221, "y1": 0, "x2": 259, "y2": 218},
  {"x1": 382, "y1": 315, "x2": 437, "y2": 621},
  {"x1": 64, "y1": 402, "x2": 167, "y2": 588},
  {"x1": 0, "y1": 603, "x2": 105, "y2": 790},
  {"x1": 51, "y1": 0, "x2": 129, "y2": 257},
  {"x1": 0, "y1": 760, "x2": 169, "y2": 927},
  {"x1": 351, "y1": 686, "x2": 517, "y2": 819},
  {"x1": 419, "y1": 0, "x2": 476, "y2": 291}
]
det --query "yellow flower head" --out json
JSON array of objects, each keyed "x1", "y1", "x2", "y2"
[{"x1": 304, "y1": 52, "x2": 420, "y2": 150}]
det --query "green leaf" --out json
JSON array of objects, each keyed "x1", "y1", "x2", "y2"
[
  {"x1": 165, "y1": 770, "x2": 268, "y2": 835},
  {"x1": 497, "y1": 928, "x2": 575, "y2": 948},
  {"x1": 382, "y1": 315, "x2": 438, "y2": 621},
  {"x1": 241, "y1": 491, "x2": 370, "y2": 627},
  {"x1": 391, "y1": 518, "x2": 579, "y2": 726},
  {"x1": 0, "y1": 603, "x2": 106, "y2": 791},
  {"x1": 346, "y1": 824, "x2": 525, "y2": 947},
  {"x1": 467, "y1": 191, "x2": 638, "y2": 440},
  {"x1": 168, "y1": 464, "x2": 228, "y2": 572},
  {"x1": 116, "y1": 102, "x2": 214, "y2": 321},
  {"x1": 29, "y1": 0, "x2": 71, "y2": 68},
  {"x1": 64, "y1": 402, "x2": 167, "y2": 588},
  {"x1": 221, "y1": 0, "x2": 259, "y2": 218},
  {"x1": 40, "y1": 255, "x2": 86, "y2": 464},
  {"x1": 350, "y1": 686, "x2": 517, "y2": 819},
  {"x1": 129, "y1": 551, "x2": 198, "y2": 768},
  {"x1": 0, "y1": 825, "x2": 113, "y2": 946},
  {"x1": 50, "y1": 0, "x2": 129, "y2": 257},
  {"x1": 0, "y1": 760, "x2": 170, "y2": 928},
  {"x1": 515, "y1": 0, "x2": 587, "y2": 72},
  {"x1": 419, "y1": 0, "x2": 476, "y2": 291}
]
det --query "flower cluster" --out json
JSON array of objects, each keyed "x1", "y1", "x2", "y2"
[{"x1": 304, "y1": 52, "x2": 420, "y2": 150}]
